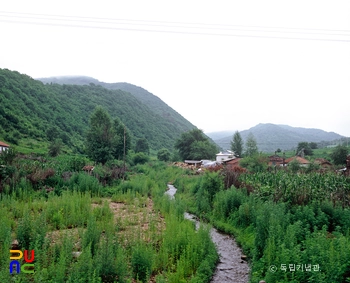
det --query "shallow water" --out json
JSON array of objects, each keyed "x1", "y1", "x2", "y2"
[{"x1": 166, "y1": 184, "x2": 250, "y2": 283}]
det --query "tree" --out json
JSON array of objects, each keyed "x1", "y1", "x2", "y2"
[
  {"x1": 244, "y1": 133, "x2": 258, "y2": 157},
  {"x1": 174, "y1": 129, "x2": 217, "y2": 160},
  {"x1": 112, "y1": 118, "x2": 131, "y2": 160},
  {"x1": 240, "y1": 154, "x2": 268, "y2": 173},
  {"x1": 309, "y1": 142, "x2": 318, "y2": 149},
  {"x1": 330, "y1": 145, "x2": 348, "y2": 165},
  {"x1": 48, "y1": 139, "x2": 63, "y2": 157},
  {"x1": 296, "y1": 142, "x2": 313, "y2": 156},
  {"x1": 85, "y1": 106, "x2": 116, "y2": 164},
  {"x1": 135, "y1": 138, "x2": 150, "y2": 155},
  {"x1": 289, "y1": 158, "x2": 301, "y2": 173},
  {"x1": 230, "y1": 131, "x2": 243, "y2": 157},
  {"x1": 132, "y1": 152, "x2": 149, "y2": 165},
  {"x1": 157, "y1": 148, "x2": 171, "y2": 162}
]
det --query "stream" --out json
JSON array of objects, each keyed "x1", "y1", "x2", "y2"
[{"x1": 165, "y1": 184, "x2": 250, "y2": 283}]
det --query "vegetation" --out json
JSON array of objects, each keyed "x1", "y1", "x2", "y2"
[
  {"x1": 174, "y1": 129, "x2": 218, "y2": 160},
  {"x1": 157, "y1": 148, "x2": 171, "y2": 162},
  {"x1": 2, "y1": 67, "x2": 350, "y2": 283},
  {"x1": 175, "y1": 167, "x2": 350, "y2": 283},
  {"x1": 0, "y1": 68, "x2": 195, "y2": 152},
  {"x1": 330, "y1": 144, "x2": 349, "y2": 165},
  {"x1": 135, "y1": 138, "x2": 150, "y2": 155},
  {"x1": 244, "y1": 133, "x2": 258, "y2": 157},
  {"x1": 230, "y1": 131, "x2": 243, "y2": 157},
  {"x1": 0, "y1": 154, "x2": 218, "y2": 283},
  {"x1": 296, "y1": 141, "x2": 314, "y2": 156}
]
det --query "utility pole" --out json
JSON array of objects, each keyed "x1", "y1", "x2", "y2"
[{"x1": 123, "y1": 126, "x2": 126, "y2": 181}]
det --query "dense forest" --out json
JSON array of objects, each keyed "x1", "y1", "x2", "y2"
[{"x1": 0, "y1": 69, "x2": 196, "y2": 152}]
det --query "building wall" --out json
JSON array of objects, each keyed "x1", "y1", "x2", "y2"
[{"x1": 0, "y1": 146, "x2": 9, "y2": 152}]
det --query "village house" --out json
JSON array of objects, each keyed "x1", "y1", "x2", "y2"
[
  {"x1": 285, "y1": 156, "x2": 310, "y2": 167},
  {"x1": 216, "y1": 150, "x2": 235, "y2": 162},
  {"x1": 0, "y1": 141, "x2": 10, "y2": 153},
  {"x1": 314, "y1": 158, "x2": 332, "y2": 168},
  {"x1": 268, "y1": 155, "x2": 285, "y2": 167}
]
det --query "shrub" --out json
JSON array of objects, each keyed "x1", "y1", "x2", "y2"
[
  {"x1": 133, "y1": 152, "x2": 150, "y2": 165},
  {"x1": 131, "y1": 243, "x2": 153, "y2": 282}
]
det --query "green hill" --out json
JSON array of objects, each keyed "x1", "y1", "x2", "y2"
[
  {"x1": 208, "y1": 123, "x2": 345, "y2": 152},
  {"x1": 38, "y1": 76, "x2": 195, "y2": 133},
  {"x1": 0, "y1": 69, "x2": 196, "y2": 153}
]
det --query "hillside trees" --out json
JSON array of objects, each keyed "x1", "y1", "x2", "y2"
[
  {"x1": 230, "y1": 131, "x2": 243, "y2": 157},
  {"x1": 174, "y1": 129, "x2": 218, "y2": 160},
  {"x1": 157, "y1": 148, "x2": 171, "y2": 161},
  {"x1": 85, "y1": 106, "x2": 131, "y2": 164},
  {"x1": 244, "y1": 133, "x2": 258, "y2": 157},
  {"x1": 135, "y1": 138, "x2": 150, "y2": 155},
  {"x1": 0, "y1": 68, "x2": 196, "y2": 152}
]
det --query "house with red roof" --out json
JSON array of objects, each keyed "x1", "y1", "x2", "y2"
[
  {"x1": 0, "y1": 141, "x2": 10, "y2": 153},
  {"x1": 285, "y1": 156, "x2": 310, "y2": 167}
]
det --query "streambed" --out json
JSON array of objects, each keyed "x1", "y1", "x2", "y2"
[{"x1": 165, "y1": 184, "x2": 250, "y2": 283}]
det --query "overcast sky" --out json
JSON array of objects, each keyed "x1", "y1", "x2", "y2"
[{"x1": 1, "y1": 0, "x2": 350, "y2": 136}]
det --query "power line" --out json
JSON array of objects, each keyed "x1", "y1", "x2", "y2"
[
  {"x1": 1, "y1": 13, "x2": 350, "y2": 37},
  {"x1": 1, "y1": 10, "x2": 350, "y2": 34},
  {"x1": 1, "y1": 11, "x2": 350, "y2": 43}
]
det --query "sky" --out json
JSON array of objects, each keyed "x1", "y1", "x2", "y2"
[{"x1": 1, "y1": 0, "x2": 350, "y2": 137}]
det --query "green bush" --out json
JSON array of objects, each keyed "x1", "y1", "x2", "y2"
[
  {"x1": 132, "y1": 152, "x2": 150, "y2": 165},
  {"x1": 131, "y1": 242, "x2": 154, "y2": 282}
]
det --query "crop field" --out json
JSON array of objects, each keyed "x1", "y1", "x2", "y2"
[{"x1": 175, "y1": 169, "x2": 350, "y2": 283}]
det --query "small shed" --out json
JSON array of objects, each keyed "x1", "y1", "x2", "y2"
[
  {"x1": 184, "y1": 160, "x2": 202, "y2": 168},
  {"x1": 0, "y1": 141, "x2": 10, "y2": 153}
]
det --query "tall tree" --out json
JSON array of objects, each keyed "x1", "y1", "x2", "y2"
[
  {"x1": 296, "y1": 142, "x2": 313, "y2": 156},
  {"x1": 244, "y1": 133, "x2": 258, "y2": 157},
  {"x1": 85, "y1": 106, "x2": 118, "y2": 164},
  {"x1": 230, "y1": 131, "x2": 243, "y2": 157},
  {"x1": 135, "y1": 138, "x2": 150, "y2": 155},
  {"x1": 174, "y1": 128, "x2": 217, "y2": 160}
]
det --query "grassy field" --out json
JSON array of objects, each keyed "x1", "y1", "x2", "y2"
[{"x1": 0, "y1": 158, "x2": 218, "y2": 283}]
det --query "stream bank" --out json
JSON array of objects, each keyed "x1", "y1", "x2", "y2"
[{"x1": 165, "y1": 184, "x2": 250, "y2": 283}]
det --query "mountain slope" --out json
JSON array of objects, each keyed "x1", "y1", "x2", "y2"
[
  {"x1": 208, "y1": 123, "x2": 344, "y2": 152},
  {"x1": 37, "y1": 76, "x2": 195, "y2": 133},
  {"x1": 0, "y1": 69, "x2": 196, "y2": 152}
]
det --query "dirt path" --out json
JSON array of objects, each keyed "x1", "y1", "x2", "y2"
[{"x1": 167, "y1": 184, "x2": 250, "y2": 283}]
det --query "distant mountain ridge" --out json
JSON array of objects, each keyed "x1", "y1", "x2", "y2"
[{"x1": 207, "y1": 123, "x2": 344, "y2": 152}]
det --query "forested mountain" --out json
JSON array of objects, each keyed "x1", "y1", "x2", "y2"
[
  {"x1": 208, "y1": 123, "x2": 344, "y2": 152},
  {"x1": 0, "y1": 69, "x2": 196, "y2": 152},
  {"x1": 38, "y1": 76, "x2": 194, "y2": 133}
]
